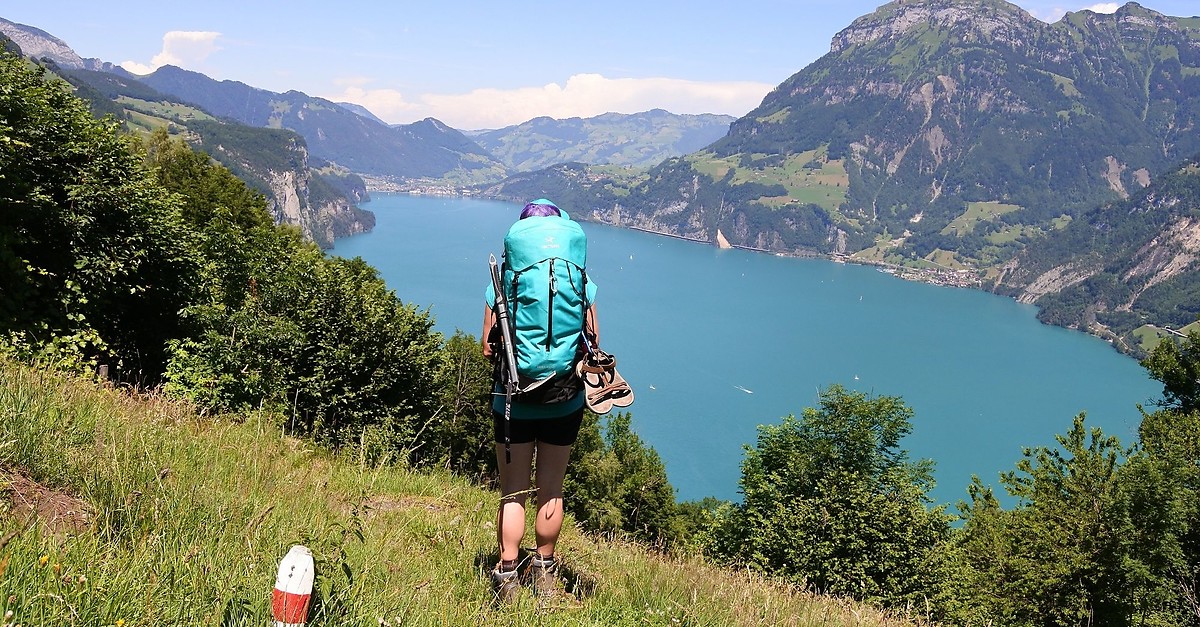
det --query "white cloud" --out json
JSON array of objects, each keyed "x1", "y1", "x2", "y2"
[
  {"x1": 121, "y1": 31, "x2": 221, "y2": 75},
  {"x1": 327, "y1": 73, "x2": 774, "y2": 130},
  {"x1": 1026, "y1": 2, "x2": 1119, "y2": 22}
]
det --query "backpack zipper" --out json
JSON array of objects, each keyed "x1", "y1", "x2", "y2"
[{"x1": 546, "y1": 259, "x2": 557, "y2": 351}]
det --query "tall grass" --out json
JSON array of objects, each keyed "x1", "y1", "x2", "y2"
[{"x1": 0, "y1": 360, "x2": 916, "y2": 626}]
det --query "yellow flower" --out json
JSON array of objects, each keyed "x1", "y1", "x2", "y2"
[
  {"x1": 38, "y1": 555, "x2": 48, "y2": 566},
  {"x1": 116, "y1": 619, "x2": 125, "y2": 627}
]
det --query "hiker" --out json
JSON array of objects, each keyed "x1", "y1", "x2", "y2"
[{"x1": 483, "y1": 198, "x2": 598, "y2": 602}]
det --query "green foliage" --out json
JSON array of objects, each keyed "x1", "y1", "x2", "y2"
[
  {"x1": 945, "y1": 415, "x2": 1146, "y2": 625},
  {"x1": 134, "y1": 127, "x2": 445, "y2": 466},
  {"x1": 566, "y1": 412, "x2": 682, "y2": 548},
  {"x1": 1126, "y1": 407, "x2": 1200, "y2": 626},
  {"x1": 0, "y1": 360, "x2": 909, "y2": 627},
  {"x1": 424, "y1": 331, "x2": 496, "y2": 477},
  {"x1": 164, "y1": 245, "x2": 445, "y2": 461},
  {"x1": 711, "y1": 385, "x2": 951, "y2": 610},
  {"x1": 1017, "y1": 156, "x2": 1200, "y2": 343},
  {"x1": 0, "y1": 52, "x2": 199, "y2": 376},
  {"x1": 1141, "y1": 330, "x2": 1200, "y2": 414}
]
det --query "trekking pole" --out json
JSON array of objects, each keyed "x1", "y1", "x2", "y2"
[{"x1": 489, "y1": 254, "x2": 519, "y2": 464}]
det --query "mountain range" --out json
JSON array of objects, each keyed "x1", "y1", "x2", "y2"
[
  {"x1": 468, "y1": 110, "x2": 734, "y2": 171},
  {"x1": 480, "y1": 0, "x2": 1200, "y2": 351},
  {"x1": 5, "y1": 1, "x2": 1200, "y2": 352},
  {"x1": 135, "y1": 65, "x2": 509, "y2": 186}
]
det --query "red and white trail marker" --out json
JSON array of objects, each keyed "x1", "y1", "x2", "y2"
[{"x1": 272, "y1": 545, "x2": 315, "y2": 627}]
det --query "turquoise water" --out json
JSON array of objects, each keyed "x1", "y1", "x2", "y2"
[{"x1": 331, "y1": 194, "x2": 1161, "y2": 506}]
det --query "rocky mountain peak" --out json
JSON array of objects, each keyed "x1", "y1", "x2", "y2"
[
  {"x1": 830, "y1": 0, "x2": 1039, "y2": 54},
  {"x1": 0, "y1": 17, "x2": 84, "y2": 68}
]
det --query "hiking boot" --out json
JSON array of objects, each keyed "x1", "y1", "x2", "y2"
[
  {"x1": 490, "y1": 566, "x2": 520, "y2": 604},
  {"x1": 529, "y1": 553, "x2": 561, "y2": 598}
]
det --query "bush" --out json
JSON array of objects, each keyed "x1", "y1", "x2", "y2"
[{"x1": 709, "y1": 385, "x2": 951, "y2": 609}]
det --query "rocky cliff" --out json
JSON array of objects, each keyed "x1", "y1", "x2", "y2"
[{"x1": 199, "y1": 128, "x2": 373, "y2": 248}]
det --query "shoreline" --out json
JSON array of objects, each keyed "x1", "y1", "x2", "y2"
[
  {"x1": 352, "y1": 188, "x2": 1152, "y2": 358},
  {"x1": 355, "y1": 187, "x2": 993, "y2": 291}
]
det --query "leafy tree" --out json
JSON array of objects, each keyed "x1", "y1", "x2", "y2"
[
  {"x1": 1142, "y1": 330, "x2": 1200, "y2": 414},
  {"x1": 712, "y1": 385, "x2": 950, "y2": 609},
  {"x1": 142, "y1": 128, "x2": 273, "y2": 234},
  {"x1": 424, "y1": 331, "x2": 496, "y2": 478},
  {"x1": 165, "y1": 246, "x2": 445, "y2": 462},
  {"x1": 1120, "y1": 407, "x2": 1200, "y2": 626},
  {"x1": 143, "y1": 131, "x2": 445, "y2": 463},
  {"x1": 566, "y1": 412, "x2": 680, "y2": 547},
  {"x1": 287, "y1": 255, "x2": 444, "y2": 459},
  {"x1": 0, "y1": 52, "x2": 197, "y2": 375},
  {"x1": 946, "y1": 415, "x2": 1157, "y2": 626}
]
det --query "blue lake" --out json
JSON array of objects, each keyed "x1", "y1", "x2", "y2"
[{"x1": 331, "y1": 193, "x2": 1161, "y2": 506}]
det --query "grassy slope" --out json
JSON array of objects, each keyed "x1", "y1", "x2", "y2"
[{"x1": 0, "y1": 361, "x2": 913, "y2": 627}]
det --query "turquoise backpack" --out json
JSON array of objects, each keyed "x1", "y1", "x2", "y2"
[{"x1": 496, "y1": 212, "x2": 590, "y2": 402}]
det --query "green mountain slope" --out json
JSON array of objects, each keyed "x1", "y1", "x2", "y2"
[
  {"x1": 997, "y1": 154, "x2": 1200, "y2": 351},
  {"x1": 0, "y1": 16, "x2": 375, "y2": 249},
  {"x1": 479, "y1": 0, "x2": 1200, "y2": 344},
  {"x1": 492, "y1": 1, "x2": 1200, "y2": 254},
  {"x1": 138, "y1": 65, "x2": 508, "y2": 185},
  {"x1": 471, "y1": 109, "x2": 734, "y2": 170},
  {"x1": 55, "y1": 66, "x2": 373, "y2": 248}
]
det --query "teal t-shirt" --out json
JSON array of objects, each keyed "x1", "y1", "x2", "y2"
[{"x1": 485, "y1": 278, "x2": 597, "y2": 420}]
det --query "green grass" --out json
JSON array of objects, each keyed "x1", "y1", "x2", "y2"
[
  {"x1": 115, "y1": 97, "x2": 216, "y2": 124},
  {"x1": 1133, "y1": 325, "x2": 1165, "y2": 353},
  {"x1": 850, "y1": 233, "x2": 904, "y2": 262},
  {"x1": 686, "y1": 148, "x2": 849, "y2": 213},
  {"x1": 1133, "y1": 321, "x2": 1200, "y2": 353},
  {"x1": 985, "y1": 224, "x2": 1043, "y2": 245},
  {"x1": 941, "y1": 201, "x2": 1021, "y2": 237},
  {"x1": 755, "y1": 108, "x2": 791, "y2": 124},
  {"x1": 0, "y1": 361, "x2": 915, "y2": 627},
  {"x1": 924, "y1": 249, "x2": 967, "y2": 270},
  {"x1": 1045, "y1": 72, "x2": 1081, "y2": 98}
]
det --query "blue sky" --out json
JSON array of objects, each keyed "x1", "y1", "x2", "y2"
[{"x1": 5, "y1": 1, "x2": 1198, "y2": 130}]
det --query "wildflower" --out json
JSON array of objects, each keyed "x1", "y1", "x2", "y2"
[
  {"x1": 77, "y1": 574, "x2": 87, "y2": 585},
  {"x1": 116, "y1": 620, "x2": 125, "y2": 627},
  {"x1": 38, "y1": 555, "x2": 47, "y2": 567}
]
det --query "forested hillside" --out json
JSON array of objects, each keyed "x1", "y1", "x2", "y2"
[{"x1": 999, "y1": 155, "x2": 1200, "y2": 348}]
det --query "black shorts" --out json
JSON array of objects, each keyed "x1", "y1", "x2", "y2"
[{"x1": 493, "y1": 408, "x2": 585, "y2": 446}]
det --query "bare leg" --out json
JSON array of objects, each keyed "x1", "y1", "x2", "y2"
[
  {"x1": 496, "y1": 442, "x2": 534, "y2": 562},
  {"x1": 532, "y1": 442, "x2": 573, "y2": 557}
]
